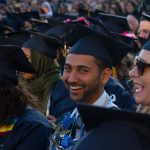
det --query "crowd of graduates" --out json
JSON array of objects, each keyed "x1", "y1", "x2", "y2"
[{"x1": 1, "y1": 0, "x2": 150, "y2": 150}]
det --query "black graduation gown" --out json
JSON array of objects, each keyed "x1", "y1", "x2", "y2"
[
  {"x1": 73, "y1": 120, "x2": 150, "y2": 150},
  {"x1": 0, "y1": 109, "x2": 51, "y2": 150}
]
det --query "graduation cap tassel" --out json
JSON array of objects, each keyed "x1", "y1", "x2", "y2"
[
  {"x1": 112, "y1": 66, "x2": 117, "y2": 79},
  {"x1": 63, "y1": 42, "x2": 68, "y2": 59},
  {"x1": 87, "y1": 4, "x2": 91, "y2": 17}
]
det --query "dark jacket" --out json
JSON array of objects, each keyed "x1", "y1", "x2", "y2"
[
  {"x1": 105, "y1": 77, "x2": 137, "y2": 111},
  {"x1": 49, "y1": 80, "x2": 76, "y2": 118},
  {"x1": 0, "y1": 109, "x2": 51, "y2": 150}
]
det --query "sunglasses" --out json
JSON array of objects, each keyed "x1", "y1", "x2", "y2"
[{"x1": 136, "y1": 58, "x2": 150, "y2": 76}]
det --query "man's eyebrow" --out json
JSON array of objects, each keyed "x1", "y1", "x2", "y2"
[
  {"x1": 64, "y1": 63, "x2": 70, "y2": 66},
  {"x1": 76, "y1": 65, "x2": 90, "y2": 69},
  {"x1": 64, "y1": 64, "x2": 90, "y2": 69}
]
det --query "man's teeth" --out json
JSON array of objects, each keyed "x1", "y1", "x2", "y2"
[
  {"x1": 135, "y1": 85, "x2": 142, "y2": 92},
  {"x1": 70, "y1": 86, "x2": 82, "y2": 90}
]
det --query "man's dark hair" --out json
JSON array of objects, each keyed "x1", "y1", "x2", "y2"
[{"x1": 94, "y1": 57, "x2": 110, "y2": 72}]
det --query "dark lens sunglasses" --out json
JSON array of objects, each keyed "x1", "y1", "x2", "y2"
[{"x1": 136, "y1": 58, "x2": 150, "y2": 76}]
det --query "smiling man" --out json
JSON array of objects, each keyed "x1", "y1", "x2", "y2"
[
  {"x1": 55, "y1": 24, "x2": 133, "y2": 149},
  {"x1": 63, "y1": 53, "x2": 109, "y2": 105},
  {"x1": 63, "y1": 24, "x2": 132, "y2": 107}
]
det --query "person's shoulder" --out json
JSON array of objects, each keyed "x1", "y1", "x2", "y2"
[
  {"x1": 53, "y1": 80, "x2": 66, "y2": 91},
  {"x1": 18, "y1": 108, "x2": 50, "y2": 128}
]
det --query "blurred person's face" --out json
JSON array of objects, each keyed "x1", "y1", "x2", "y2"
[
  {"x1": 127, "y1": 15, "x2": 139, "y2": 32},
  {"x1": 119, "y1": 1, "x2": 126, "y2": 12},
  {"x1": 138, "y1": 20, "x2": 150, "y2": 39},
  {"x1": 110, "y1": 8, "x2": 116, "y2": 15},
  {"x1": 104, "y1": 3, "x2": 110, "y2": 13},
  {"x1": 24, "y1": 21, "x2": 32, "y2": 30},
  {"x1": 126, "y1": 2, "x2": 135, "y2": 14},
  {"x1": 129, "y1": 50, "x2": 150, "y2": 105}
]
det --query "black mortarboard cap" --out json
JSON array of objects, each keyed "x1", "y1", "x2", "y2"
[
  {"x1": 77, "y1": 103, "x2": 150, "y2": 131},
  {"x1": 52, "y1": 13, "x2": 77, "y2": 21},
  {"x1": 67, "y1": 24, "x2": 132, "y2": 67},
  {"x1": 6, "y1": 12, "x2": 25, "y2": 30},
  {"x1": 5, "y1": 31, "x2": 31, "y2": 46},
  {"x1": 74, "y1": 122, "x2": 150, "y2": 150},
  {"x1": 0, "y1": 24, "x2": 14, "y2": 33},
  {"x1": 30, "y1": 18, "x2": 52, "y2": 33},
  {"x1": 0, "y1": 19, "x2": 14, "y2": 34},
  {"x1": 22, "y1": 29, "x2": 63, "y2": 58},
  {"x1": 17, "y1": 11, "x2": 41, "y2": 21},
  {"x1": 47, "y1": 17, "x2": 64, "y2": 27},
  {"x1": 86, "y1": 16, "x2": 139, "y2": 52},
  {"x1": 86, "y1": 16, "x2": 115, "y2": 36},
  {"x1": 45, "y1": 22, "x2": 75, "y2": 42},
  {"x1": 141, "y1": 12, "x2": 150, "y2": 21},
  {"x1": 112, "y1": 33, "x2": 139, "y2": 52},
  {"x1": 0, "y1": 45, "x2": 35, "y2": 84},
  {"x1": 86, "y1": 16, "x2": 139, "y2": 51},
  {"x1": 0, "y1": 36, "x2": 24, "y2": 46},
  {"x1": 73, "y1": 103, "x2": 150, "y2": 150},
  {"x1": 6, "y1": 11, "x2": 40, "y2": 31},
  {"x1": 97, "y1": 13, "x2": 130, "y2": 33}
]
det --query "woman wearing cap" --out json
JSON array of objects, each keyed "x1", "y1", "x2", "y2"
[
  {"x1": 20, "y1": 31, "x2": 75, "y2": 118},
  {"x1": 129, "y1": 40, "x2": 150, "y2": 114},
  {"x1": 0, "y1": 45, "x2": 51, "y2": 150}
]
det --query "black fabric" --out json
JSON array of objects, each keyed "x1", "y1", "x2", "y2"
[
  {"x1": 30, "y1": 19, "x2": 53, "y2": 33},
  {"x1": 73, "y1": 120, "x2": 150, "y2": 150},
  {"x1": 0, "y1": 45, "x2": 35, "y2": 83},
  {"x1": 96, "y1": 13, "x2": 130, "y2": 33},
  {"x1": 76, "y1": 103, "x2": 150, "y2": 131},
  {"x1": 0, "y1": 109, "x2": 51, "y2": 150},
  {"x1": 5, "y1": 31, "x2": 31, "y2": 45},
  {"x1": 73, "y1": 104, "x2": 150, "y2": 150},
  {"x1": 68, "y1": 24, "x2": 132, "y2": 67},
  {"x1": 142, "y1": 12, "x2": 150, "y2": 22},
  {"x1": 22, "y1": 28, "x2": 64, "y2": 58}
]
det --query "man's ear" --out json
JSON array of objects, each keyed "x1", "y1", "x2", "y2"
[{"x1": 100, "y1": 68, "x2": 112, "y2": 85}]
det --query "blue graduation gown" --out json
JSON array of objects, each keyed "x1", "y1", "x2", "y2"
[
  {"x1": 0, "y1": 109, "x2": 51, "y2": 150},
  {"x1": 49, "y1": 80, "x2": 76, "y2": 118},
  {"x1": 105, "y1": 77, "x2": 137, "y2": 111}
]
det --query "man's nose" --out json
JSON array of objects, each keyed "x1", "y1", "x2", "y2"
[{"x1": 68, "y1": 70, "x2": 79, "y2": 83}]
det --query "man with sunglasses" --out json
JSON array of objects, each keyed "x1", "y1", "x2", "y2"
[{"x1": 129, "y1": 39, "x2": 150, "y2": 108}]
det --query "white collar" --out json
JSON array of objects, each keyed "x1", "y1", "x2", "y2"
[
  {"x1": 71, "y1": 90, "x2": 117, "y2": 118},
  {"x1": 92, "y1": 90, "x2": 107, "y2": 106}
]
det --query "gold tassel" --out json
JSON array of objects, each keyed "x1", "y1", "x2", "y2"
[
  {"x1": 112, "y1": 67, "x2": 117, "y2": 79},
  {"x1": 63, "y1": 42, "x2": 68, "y2": 59}
]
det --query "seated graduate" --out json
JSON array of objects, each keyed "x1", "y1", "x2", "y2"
[
  {"x1": 129, "y1": 39, "x2": 150, "y2": 114},
  {"x1": 19, "y1": 26, "x2": 75, "y2": 118},
  {"x1": 0, "y1": 45, "x2": 51, "y2": 150},
  {"x1": 49, "y1": 23, "x2": 133, "y2": 149},
  {"x1": 86, "y1": 15, "x2": 137, "y2": 111}
]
